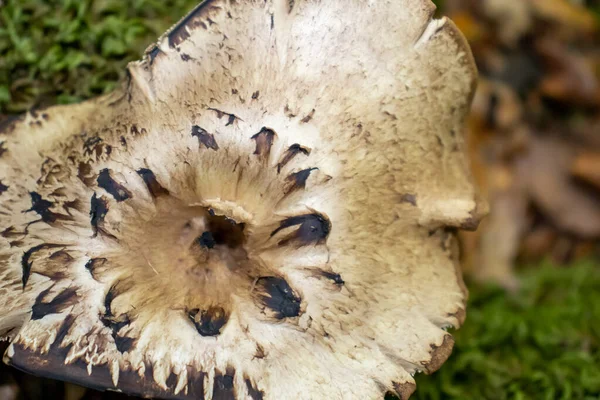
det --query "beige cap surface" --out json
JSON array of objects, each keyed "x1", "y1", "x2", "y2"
[{"x1": 0, "y1": 0, "x2": 482, "y2": 399}]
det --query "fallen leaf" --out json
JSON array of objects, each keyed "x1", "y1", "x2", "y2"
[
  {"x1": 517, "y1": 137, "x2": 600, "y2": 238},
  {"x1": 530, "y1": 0, "x2": 598, "y2": 34},
  {"x1": 571, "y1": 151, "x2": 600, "y2": 190}
]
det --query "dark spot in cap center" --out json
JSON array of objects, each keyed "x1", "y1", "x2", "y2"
[
  {"x1": 256, "y1": 277, "x2": 301, "y2": 319},
  {"x1": 188, "y1": 306, "x2": 229, "y2": 337},
  {"x1": 197, "y1": 231, "x2": 216, "y2": 249}
]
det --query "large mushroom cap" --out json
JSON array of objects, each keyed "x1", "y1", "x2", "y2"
[{"x1": 0, "y1": 0, "x2": 482, "y2": 398}]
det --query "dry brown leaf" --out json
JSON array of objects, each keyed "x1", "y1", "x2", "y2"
[
  {"x1": 572, "y1": 152, "x2": 600, "y2": 190},
  {"x1": 530, "y1": 0, "x2": 598, "y2": 33},
  {"x1": 537, "y1": 40, "x2": 600, "y2": 106},
  {"x1": 518, "y1": 137, "x2": 600, "y2": 238}
]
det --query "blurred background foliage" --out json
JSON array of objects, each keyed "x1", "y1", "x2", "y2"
[{"x1": 1, "y1": 0, "x2": 600, "y2": 399}]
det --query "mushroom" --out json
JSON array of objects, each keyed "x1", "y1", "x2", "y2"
[{"x1": 0, "y1": 1, "x2": 483, "y2": 399}]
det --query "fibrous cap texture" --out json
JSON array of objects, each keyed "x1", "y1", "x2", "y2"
[{"x1": 0, "y1": 1, "x2": 483, "y2": 399}]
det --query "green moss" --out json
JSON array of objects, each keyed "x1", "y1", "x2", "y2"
[
  {"x1": 411, "y1": 261, "x2": 600, "y2": 400},
  {"x1": 0, "y1": 0, "x2": 199, "y2": 114}
]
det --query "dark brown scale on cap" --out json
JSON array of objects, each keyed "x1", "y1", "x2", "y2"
[
  {"x1": 49, "y1": 250, "x2": 73, "y2": 262},
  {"x1": 191, "y1": 125, "x2": 219, "y2": 150},
  {"x1": 97, "y1": 169, "x2": 132, "y2": 202},
  {"x1": 285, "y1": 167, "x2": 317, "y2": 194},
  {"x1": 53, "y1": 314, "x2": 76, "y2": 349},
  {"x1": 102, "y1": 280, "x2": 134, "y2": 320},
  {"x1": 130, "y1": 125, "x2": 146, "y2": 136},
  {"x1": 147, "y1": 46, "x2": 162, "y2": 65},
  {"x1": 165, "y1": 372, "x2": 178, "y2": 390},
  {"x1": 31, "y1": 287, "x2": 78, "y2": 320},
  {"x1": 26, "y1": 192, "x2": 63, "y2": 223},
  {"x1": 0, "y1": 180, "x2": 8, "y2": 195},
  {"x1": 300, "y1": 108, "x2": 315, "y2": 123},
  {"x1": 77, "y1": 162, "x2": 95, "y2": 187},
  {"x1": 100, "y1": 282, "x2": 137, "y2": 353},
  {"x1": 106, "y1": 317, "x2": 133, "y2": 343},
  {"x1": 0, "y1": 141, "x2": 7, "y2": 157},
  {"x1": 256, "y1": 277, "x2": 301, "y2": 319},
  {"x1": 85, "y1": 258, "x2": 107, "y2": 280},
  {"x1": 21, "y1": 243, "x2": 63, "y2": 288},
  {"x1": 102, "y1": 312, "x2": 135, "y2": 354},
  {"x1": 89, "y1": 193, "x2": 109, "y2": 237},
  {"x1": 103, "y1": 285, "x2": 118, "y2": 318},
  {"x1": 271, "y1": 213, "x2": 331, "y2": 246},
  {"x1": 136, "y1": 168, "x2": 169, "y2": 197},
  {"x1": 392, "y1": 381, "x2": 417, "y2": 400},
  {"x1": 276, "y1": 144, "x2": 310, "y2": 173},
  {"x1": 168, "y1": 1, "x2": 212, "y2": 48},
  {"x1": 251, "y1": 127, "x2": 276, "y2": 160},
  {"x1": 287, "y1": 0, "x2": 296, "y2": 13},
  {"x1": 37, "y1": 251, "x2": 72, "y2": 281},
  {"x1": 208, "y1": 108, "x2": 241, "y2": 126},
  {"x1": 61, "y1": 199, "x2": 82, "y2": 215},
  {"x1": 188, "y1": 306, "x2": 228, "y2": 336},
  {"x1": 213, "y1": 368, "x2": 235, "y2": 400},
  {"x1": 245, "y1": 378, "x2": 264, "y2": 400},
  {"x1": 185, "y1": 368, "x2": 207, "y2": 399},
  {"x1": 82, "y1": 136, "x2": 102, "y2": 157},
  {"x1": 319, "y1": 270, "x2": 345, "y2": 286}
]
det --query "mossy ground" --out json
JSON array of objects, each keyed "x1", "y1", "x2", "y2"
[
  {"x1": 412, "y1": 261, "x2": 600, "y2": 400},
  {"x1": 0, "y1": 0, "x2": 200, "y2": 114},
  {"x1": 2, "y1": 1, "x2": 600, "y2": 399}
]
